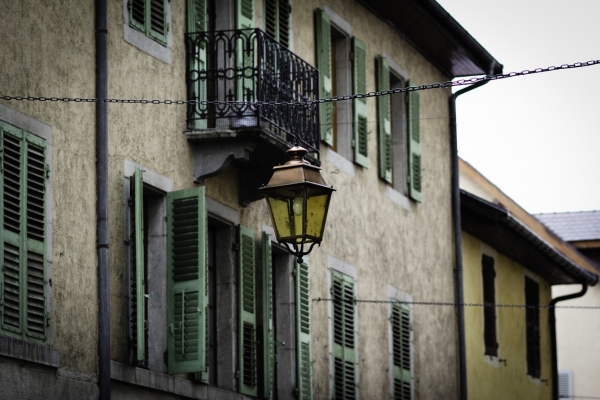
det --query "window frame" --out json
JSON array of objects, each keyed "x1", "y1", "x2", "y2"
[
  {"x1": 0, "y1": 104, "x2": 57, "y2": 367},
  {"x1": 123, "y1": 0, "x2": 173, "y2": 64}
]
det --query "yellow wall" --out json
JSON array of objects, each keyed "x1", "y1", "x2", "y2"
[{"x1": 462, "y1": 232, "x2": 552, "y2": 400}]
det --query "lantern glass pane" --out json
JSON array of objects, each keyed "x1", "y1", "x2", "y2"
[
  {"x1": 306, "y1": 191, "x2": 330, "y2": 240},
  {"x1": 267, "y1": 190, "x2": 306, "y2": 240}
]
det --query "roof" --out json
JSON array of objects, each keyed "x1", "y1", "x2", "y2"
[
  {"x1": 461, "y1": 190, "x2": 598, "y2": 286},
  {"x1": 357, "y1": 0, "x2": 503, "y2": 78},
  {"x1": 535, "y1": 211, "x2": 600, "y2": 242}
]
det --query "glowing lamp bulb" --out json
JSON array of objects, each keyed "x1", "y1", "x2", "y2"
[{"x1": 292, "y1": 197, "x2": 303, "y2": 216}]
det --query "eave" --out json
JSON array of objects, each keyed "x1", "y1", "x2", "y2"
[
  {"x1": 357, "y1": 0, "x2": 503, "y2": 78},
  {"x1": 461, "y1": 190, "x2": 599, "y2": 286}
]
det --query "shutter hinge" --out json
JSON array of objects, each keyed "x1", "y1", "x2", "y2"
[
  {"x1": 45, "y1": 312, "x2": 52, "y2": 327},
  {"x1": 235, "y1": 370, "x2": 240, "y2": 379},
  {"x1": 350, "y1": 51, "x2": 354, "y2": 61},
  {"x1": 232, "y1": 242, "x2": 240, "y2": 252},
  {"x1": 0, "y1": 283, "x2": 3, "y2": 306},
  {"x1": 45, "y1": 165, "x2": 51, "y2": 179}
]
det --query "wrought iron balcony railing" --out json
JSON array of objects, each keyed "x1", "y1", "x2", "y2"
[{"x1": 186, "y1": 29, "x2": 320, "y2": 157}]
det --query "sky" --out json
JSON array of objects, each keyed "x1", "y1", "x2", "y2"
[{"x1": 436, "y1": 0, "x2": 600, "y2": 214}]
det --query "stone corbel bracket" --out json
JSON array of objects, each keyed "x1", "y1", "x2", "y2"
[{"x1": 190, "y1": 140, "x2": 256, "y2": 184}]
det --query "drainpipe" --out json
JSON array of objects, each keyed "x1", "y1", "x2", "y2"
[
  {"x1": 549, "y1": 283, "x2": 587, "y2": 400},
  {"x1": 449, "y1": 64, "x2": 496, "y2": 400},
  {"x1": 95, "y1": 0, "x2": 111, "y2": 398}
]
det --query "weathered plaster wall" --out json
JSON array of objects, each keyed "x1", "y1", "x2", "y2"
[
  {"x1": 0, "y1": 0, "x2": 98, "y2": 378},
  {"x1": 243, "y1": 1, "x2": 457, "y2": 398},
  {"x1": 462, "y1": 233, "x2": 552, "y2": 400},
  {"x1": 554, "y1": 284, "x2": 600, "y2": 398}
]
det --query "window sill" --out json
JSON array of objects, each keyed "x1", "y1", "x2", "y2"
[
  {"x1": 325, "y1": 148, "x2": 355, "y2": 177},
  {"x1": 0, "y1": 334, "x2": 59, "y2": 367},
  {"x1": 111, "y1": 361, "x2": 250, "y2": 399},
  {"x1": 385, "y1": 186, "x2": 411, "y2": 211}
]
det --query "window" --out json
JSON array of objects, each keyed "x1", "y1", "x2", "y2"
[
  {"x1": 264, "y1": 0, "x2": 291, "y2": 47},
  {"x1": 260, "y1": 232, "x2": 312, "y2": 399},
  {"x1": 123, "y1": 0, "x2": 172, "y2": 63},
  {"x1": 481, "y1": 254, "x2": 497, "y2": 357},
  {"x1": 128, "y1": 0, "x2": 169, "y2": 46},
  {"x1": 0, "y1": 120, "x2": 49, "y2": 343},
  {"x1": 391, "y1": 301, "x2": 412, "y2": 400},
  {"x1": 187, "y1": 0, "x2": 209, "y2": 130},
  {"x1": 315, "y1": 8, "x2": 368, "y2": 167},
  {"x1": 331, "y1": 269, "x2": 357, "y2": 399},
  {"x1": 376, "y1": 55, "x2": 422, "y2": 201},
  {"x1": 525, "y1": 276, "x2": 541, "y2": 378},
  {"x1": 558, "y1": 371, "x2": 573, "y2": 400}
]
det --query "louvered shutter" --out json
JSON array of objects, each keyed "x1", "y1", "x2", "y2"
[
  {"x1": 331, "y1": 271, "x2": 356, "y2": 400},
  {"x1": 407, "y1": 81, "x2": 422, "y2": 202},
  {"x1": 315, "y1": 9, "x2": 333, "y2": 146},
  {"x1": 167, "y1": 187, "x2": 208, "y2": 375},
  {"x1": 239, "y1": 225, "x2": 257, "y2": 396},
  {"x1": 130, "y1": 167, "x2": 146, "y2": 362},
  {"x1": 377, "y1": 55, "x2": 392, "y2": 183},
  {"x1": 352, "y1": 38, "x2": 368, "y2": 168},
  {"x1": 558, "y1": 371, "x2": 572, "y2": 400},
  {"x1": 481, "y1": 255, "x2": 497, "y2": 357},
  {"x1": 0, "y1": 123, "x2": 48, "y2": 342},
  {"x1": 277, "y1": 0, "x2": 290, "y2": 48},
  {"x1": 525, "y1": 277, "x2": 541, "y2": 378},
  {"x1": 129, "y1": 0, "x2": 146, "y2": 32},
  {"x1": 148, "y1": 0, "x2": 168, "y2": 45},
  {"x1": 187, "y1": 0, "x2": 208, "y2": 130},
  {"x1": 296, "y1": 259, "x2": 312, "y2": 400},
  {"x1": 261, "y1": 232, "x2": 274, "y2": 399},
  {"x1": 391, "y1": 302, "x2": 411, "y2": 400},
  {"x1": 236, "y1": 0, "x2": 255, "y2": 103}
]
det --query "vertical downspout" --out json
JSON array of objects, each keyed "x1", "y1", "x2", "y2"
[
  {"x1": 549, "y1": 283, "x2": 588, "y2": 400},
  {"x1": 95, "y1": 0, "x2": 111, "y2": 398},
  {"x1": 449, "y1": 67, "x2": 494, "y2": 400}
]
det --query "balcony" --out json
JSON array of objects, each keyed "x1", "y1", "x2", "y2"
[{"x1": 185, "y1": 29, "x2": 321, "y2": 205}]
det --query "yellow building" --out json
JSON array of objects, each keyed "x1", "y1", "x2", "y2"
[{"x1": 459, "y1": 161, "x2": 599, "y2": 400}]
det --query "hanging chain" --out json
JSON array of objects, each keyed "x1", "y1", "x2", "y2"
[
  {"x1": 1, "y1": 59, "x2": 599, "y2": 107},
  {"x1": 312, "y1": 298, "x2": 600, "y2": 310}
]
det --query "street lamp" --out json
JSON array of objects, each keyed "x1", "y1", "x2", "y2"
[{"x1": 261, "y1": 146, "x2": 335, "y2": 263}]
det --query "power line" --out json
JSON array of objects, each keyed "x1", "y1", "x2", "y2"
[
  {"x1": 1, "y1": 59, "x2": 598, "y2": 107},
  {"x1": 312, "y1": 298, "x2": 600, "y2": 309}
]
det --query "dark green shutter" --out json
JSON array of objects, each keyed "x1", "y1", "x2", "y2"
[
  {"x1": 377, "y1": 55, "x2": 392, "y2": 183},
  {"x1": 296, "y1": 259, "x2": 312, "y2": 400},
  {"x1": 236, "y1": 0, "x2": 255, "y2": 102},
  {"x1": 130, "y1": 167, "x2": 146, "y2": 362},
  {"x1": 331, "y1": 270, "x2": 356, "y2": 399},
  {"x1": 407, "y1": 80, "x2": 422, "y2": 202},
  {"x1": 167, "y1": 187, "x2": 208, "y2": 375},
  {"x1": 352, "y1": 37, "x2": 368, "y2": 167},
  {"x1": 315, "y1": 9, "x2": 333, "y2": 146},
  {"x1": 187, "y1": 0, "x2": 208, "y2": 130},
  {"x1": 0, "y1": 122, "x2": 48, "y2": 342},
  {"x1": 261, "y1": 232, "x2": 274, "y2": 399},
  {"x1": 265, "y1": 0, "x2": 289, "y2": 47},
  {"x1": 239, "y1": 225, "x2": 257, "y2": 396},
  {"x1": 391, "y1": 302, "x2": 411, "y2": 400}
]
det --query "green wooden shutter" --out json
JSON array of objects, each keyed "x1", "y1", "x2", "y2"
[
  {"x1": 130, "y1": 167, "x2": 146, "y2": 362},
  {"x1": 331, "y1": 270, "x2": 356, "y2": 400},
  {"x1": 129, "y1": 0, "x2": 146, "y2": 32},
  {"x1": 352, "y1": 38, "x2": 368, "y2": 168},
  {"x1": 187, "y1": 0, "x2": 208, "y2": 130},
  {"x1": 148, "y1": 0, "x2": 169, "y2": 46},
  {"x1": 296, "y1": 259, "x2": 312, "y2": 400},
  {"x1": 265, "y1": 0, "x2": 277, "y2": 40},
  {"x1": 239, "y1": 225, "x2": 257, "y2": 396},
  {"x1": 261, "y1": 232, "x2": 274, "y2": 399},
  {"x1": 315, "y1": 9, "x2": 333, "y2": 146},
  {"x1": 377, "y1": 55, "x2": 392, "y2": 183},
  {"x1": 236, "y1": 0, "x2": 255, "y2": 102},
  {"x1": 167, "y1": 187, "x2": 208, "y2": 375},
  {"x1": 0, "y1": 123, "x2": 48, "y2": 342},
  {"x1": 407, "y1": 81, "x2": 422, "y2": 202},
  {"x1": 278, "y1": 0, "x2": 290, "y2": 48},
  {"x1": 391, "y1": 302, "x2": 411, "y2": 400}
]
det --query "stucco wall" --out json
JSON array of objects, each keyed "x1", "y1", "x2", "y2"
[
  {"x1": 554, "y1": 284, "x2": 600, "y2": 398},
  {"x1": 0, "y1": 0, "x2": 99, "y2": 379},
  {"x1": 2, "y1": 0, "x2": 458, "y2": 398},
  {"x1": 462, "y1": 232, "x2": 552, "y2": 400}
]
